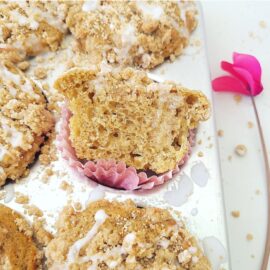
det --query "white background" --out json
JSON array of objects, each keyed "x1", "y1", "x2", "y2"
[{"x1": 202, "y1": 1, "x2": 270, "y2": 269}]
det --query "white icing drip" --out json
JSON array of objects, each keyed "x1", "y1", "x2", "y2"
[
  {"x1": 1, "y1": 117, "x2": 23, "y2": 148},
  {"x1": 87, "y1": 185, "x2": 105, "y2": 204},
  {"x1": 136, "y1": 2, "x2": 164, "y2": 20},
  {"x1": 68, "y1": 232, "x2": 136, "y2": 269},
  {"x1": 163, "y1": 174, "x2": 194, "y2": 207},
  {"x1": 1, "y1": 66, "x2": 40, "y2": 99},
  {"x1": 116, "y1": 24, "x2": 137, "y2": 62},
  {"x1": 190, "y1": 162, "x2": 210, "y2": 187},
  {"x1": 121, "y1": 233, "x2": 136, "y2": 252},
  {"x1": 66, "y1": 210, "x2": 108, "y2": 264},
  {"x1": 0, "y1": 146, "x2": 7, "y2": 161},
  {"x1": 82, "y1": 0, "x2": 100, "y2": 12},
  {"x1": 4, "y1": 184, "x2": 15, "y2": 203},
  {"x1": 158, "y1": 238, "x2": 170, "y2": 248}
]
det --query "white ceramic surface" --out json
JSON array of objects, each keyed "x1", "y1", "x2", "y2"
[{"x1": 202, "y1": 1, "x2": 270, "y2": 269}]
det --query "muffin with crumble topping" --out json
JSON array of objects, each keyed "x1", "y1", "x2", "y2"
[{"x1": 46, "y1": 199, "x2": 211, "y2": 270}]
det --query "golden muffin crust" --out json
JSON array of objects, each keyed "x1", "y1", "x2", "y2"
[
  {"x1": 67, "y1": 0, "x2": 197, "y2": 69},
  {"x1": 0, "y1": 204, "x2": 42, "y2": 270},
  {"x1": 0, "y1": 60, "x2": 54, "y2": 186},
  {"x1": 46, "y1": 199, "x2": 211, "y2": 270},
  {"x1": 0, "y1": 0, "x2": 69, "y2": 63},
  {"x1": 54, "y1": 67, "x2": 209, "y2": 174}
]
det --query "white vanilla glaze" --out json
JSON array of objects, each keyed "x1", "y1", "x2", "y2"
[
  {"x1": 1, "y1": 65, "x2": 40, "y2": 99},
  {"x1": 136, "y1": 2, "x2": 164, "y2": 20},
  {"x1": 82, "y1": 0, "x2": 100, "y2": 12},
  {"x1": 0, "y1": 145, "x2": 7, "y2": 161},
  {"x1": 0, "y1": 117, "x2": 23, "y2": 148},
  {"x1": 66, "y1": 209, "x2": 108, "y2": 264},
  {"x1": 116, "y1": 24, "x2": 137, "y2": 63}
]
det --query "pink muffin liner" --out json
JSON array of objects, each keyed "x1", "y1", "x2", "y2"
[{"x1": 57, "y1": 107, "x2": 196, "y2": 190}]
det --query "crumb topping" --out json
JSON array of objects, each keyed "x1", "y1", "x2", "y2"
[
  {"x1": 46, "y1": 200, "x2": 211, "y2": 270},
  {"x1": 67, "y1": 0, "x2": 197, "y2": 69}
]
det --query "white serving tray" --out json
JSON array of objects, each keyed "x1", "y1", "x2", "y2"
[{"x1": 1, "y1": 4, "x2": 231, "y2": 270}]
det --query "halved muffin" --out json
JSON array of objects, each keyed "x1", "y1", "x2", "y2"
[
  {"x1": 0, "y1": 60, "x2": 54, "y2": 186},
  {"x1": 55, "y1": 67, "x2": 209, "y2": 189},
  {"x1": 67, "y1": 0, "x2": 197, "y2": 69},
  {"x1": 46, "y1": 199, "x2": 211, "y2": 269}
]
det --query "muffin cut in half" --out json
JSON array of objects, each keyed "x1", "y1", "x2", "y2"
[
  {"x1": 55, "y1": 67, "x2": 209, "y2": 190},
  {"x1": 0, "y1": 0, "x2": 69, "y2": 63},
  {"x1": 46, "y1": 199, "x2": 211, "y2": 270},
  {"x1": 0, "y1": 60, "x2": 54, "y2": 186},
  {"x1": 0, "y1": 204, "x2": 43, "y2": 270},
  {"x1": 67, "y1": 0, "x2": 197, "y2": 69}
]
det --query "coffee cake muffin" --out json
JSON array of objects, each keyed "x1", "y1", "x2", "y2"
[
  {"x1": 0, "y1": 0, "x2": 69, "y2": 63},
  {"x1": 0, "y1": 204, "x2": 42, "y2": 270},
  {"x1": 67, "y1": 0, "x2": 197, "y2": 69},
  {"x1": 55, "y1": 67, "x2": 209, "y2": 189},
  {"x1": 46, "y1": 199, "x2": 211, "y2": 269},
  {"x1": 0, "y1": 60, "x2": 54, "y2": 186}
]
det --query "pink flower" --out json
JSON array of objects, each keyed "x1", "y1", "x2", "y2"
[{"x1": 212, "y1": 52, "x2": 263, "y2": 96}]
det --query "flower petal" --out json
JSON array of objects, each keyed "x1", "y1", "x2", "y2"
[
  {"x1": 221, "y1": 61, "x2": 249, "y2": 87},
  {"x1": 212, "y1": 76, "x2": 250, "y2": 95},
  {"x1": 233, "y1": 67, "x2": 263, "y2": 96},
  {"x1": 233, "y1": 52, "x2": 262, "y2": 81}
]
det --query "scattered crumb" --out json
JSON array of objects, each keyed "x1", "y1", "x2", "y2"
[
  {"x1": 169, "y1": 54, "x2": 176, "y2": 62},
  {"x1": 17, "y1": 61, "x2": 30, "y2": 71},
  {"x1": 66, "y1": 60, "x2": 75, "y2": 69},
  {"x1": 259, "y1": 20, "x2": 267, "y2": 29},
  {"x1": 235, "y1": 144, "x2": 247, "y2": 156},
  {"x1": 233, "y1": 94, "x2": 242, "y2": 103},
  {"x1": 0, "y1": 190, "x2": 6, "y2": 200},
  {"x1": 255, "y1": 189, "x2": 261, "y2": 195},
  {"x1": 23, "y1": 204, "x2": 43, "y2": 218},
  {"x1": 247, "y1": 121, "x2": 254, "y2": 128},
  {"x1": 42, "y1": 82, "x2": 49, "y2": 91},
  {"x1": 60, "y1": 181, "x2": 73, "y2": 194},
  {"x1": 39, "y1": 131, "x2": 57, "y2": 165},
  {"x1": 197, "y1": 151, "x2": 204, "y2": 157},
  {"x1": 73, "y1": 202, "x2": 82, "y2": 211},
  {"x1": 34, "y1": 67, "x2": 47, "y2": 79},
  {"x1": 231, "y1": 210, "x2": 240, "y2": 218},
  {"x1": 246, "y1": 233, "x2": 254, "y2": 241},
  {"x1": 15, "y1": 218, "x2": 33, "y2": 237},
  {"x1": 207, "y1": 136, "x2": 211, "y2": 141},
  {"x1": 251, "y1": 254, "x2": 255, "y2": 259},
  {"x1": 197, "y1": 139, "x2": 202, "y2": 145},
  {"x1": 15, "y1": 192, "x2": 29, "y2": 204},
  {"x1": 207, "y1": 143, "x2": 213, "y2": 149},
  {"x1": 217, "y1": 129, "x2": 224, "y2": 137},
  {"x1": 228, "y1": 155, "x2": 232, "y2": 161}
]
